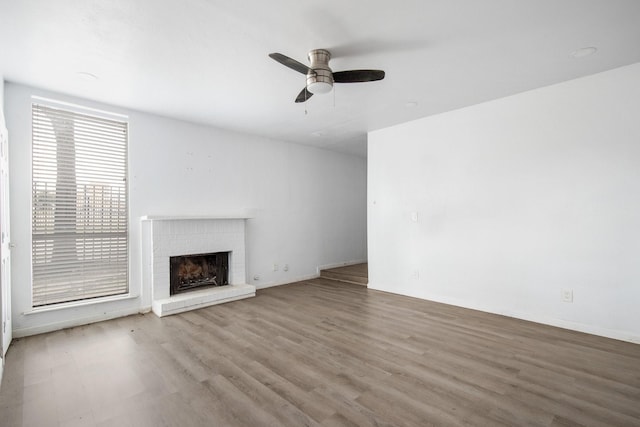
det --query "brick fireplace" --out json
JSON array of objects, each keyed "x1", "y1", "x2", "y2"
[{"x1": 141, "y1": 216, "x2": 255, "y2": 317}]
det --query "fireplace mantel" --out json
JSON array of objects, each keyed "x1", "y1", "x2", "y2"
[{"x1": 141, "y1": 215, "x2": 255, "y2": 317}]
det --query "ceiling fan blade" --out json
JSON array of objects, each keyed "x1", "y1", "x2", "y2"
[
  {"x1": 295, "y1": 87, "x2": 314, "y2": 103},
  {"x1": 333, "y1": 70, "x2": 385, "y2": 83},
  {"x1": 269, "y1": 53, "x2": 312, "y2": 75}
]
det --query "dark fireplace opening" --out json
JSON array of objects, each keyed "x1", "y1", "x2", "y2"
[{"x1": 170, "y1": 251, "x2": 229, "y2": 295}]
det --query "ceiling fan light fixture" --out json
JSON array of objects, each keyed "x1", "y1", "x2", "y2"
[
  {"x1": 306, "y1": 52, "x2": 334, "y2": 94},
  {"x1": 307, "y1": 80, "x2": 333, "y2": 94}
]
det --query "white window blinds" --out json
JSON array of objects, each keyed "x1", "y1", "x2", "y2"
[{"x1": 32, "y1": 103, "x2": 128, "y2": 307}]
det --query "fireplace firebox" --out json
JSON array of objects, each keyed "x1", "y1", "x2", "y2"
[{"x1": 169, "y1": 251, "x2": 229, "y2": 295}]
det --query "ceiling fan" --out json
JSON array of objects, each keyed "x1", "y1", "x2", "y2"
[{"x1": 269, "y1": 49, "x2": 385, "y2": 103}]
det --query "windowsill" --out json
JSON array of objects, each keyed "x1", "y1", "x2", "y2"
[
  {"x1": 22, "y1": 293, "x2": 139, "y2": 315},
  {"x1": 141, "y1": 214, "x2": 253, "y2": 221}
]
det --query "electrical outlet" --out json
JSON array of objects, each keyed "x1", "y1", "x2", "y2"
[
  {"x1": 411, "y1": 270, "x2": 420, "y2": 280},
  {"x1": 561, "y1": 289, "x2": 573, "y2": 303},
  {"x1": 283, "y1": 264, "x2": 289, "y2": 272},
  {"x1": 273, "y1": 264, "x2": 279, "y2": 272},
  {"x1": 253, "y1": 275, "x2": 260, "y2": 281}
]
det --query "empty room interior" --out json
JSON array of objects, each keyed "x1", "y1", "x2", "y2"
[{"x1": 1, "y1": 1, "x2": 640, "y2": 426}]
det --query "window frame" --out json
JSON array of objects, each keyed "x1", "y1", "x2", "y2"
[{"x1": 30, "y1": 99, "x2": 130, "y2": 308}]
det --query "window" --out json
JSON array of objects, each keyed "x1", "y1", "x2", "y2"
[{"x1": 32, "y1": 103, "x2": 128, "y2": 307}]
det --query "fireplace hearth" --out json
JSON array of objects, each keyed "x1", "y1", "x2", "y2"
[{"x1": 170, "y1": 251, "x2": 229, "y2": 295}]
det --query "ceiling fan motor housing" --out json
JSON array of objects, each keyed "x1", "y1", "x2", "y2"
[{"x1": 307, "y1": 49, "x2": 333, "y2": 94}]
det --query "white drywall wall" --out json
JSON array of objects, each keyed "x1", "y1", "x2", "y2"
[
  {"x1": 368, "y1": 63, "x2": 640, "y2": 343},
  {"x1": 0, "y1": 75, "x2": 6, "y2": 386},
  {"x1": 0, "y1": 77, "x2": 4, "y2": 129},
  {"x1": 5, "y1": 82, "x2": 367, "y2": 336}
]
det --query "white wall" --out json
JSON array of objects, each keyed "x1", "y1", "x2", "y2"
[
  {"x1": 368, "y1": 62, "x2": 640, "y2": 343},
  {"x1": 0, "y1": 78, "x2": 4, "y2": 128},
  {"x1": 0, "y1": 75, "x2": 5, "y2": 386},
  {"x1": 6, "y1": 82, "x2": 367, "y2": 337}
]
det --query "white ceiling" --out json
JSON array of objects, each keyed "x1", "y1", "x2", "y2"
[{"x1": 1, "y1": 1, "x2": 639, "y2": 157}]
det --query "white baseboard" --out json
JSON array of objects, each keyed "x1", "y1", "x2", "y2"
[
  {"x1": 254, "y1": 272, "x2": 320, "y2": 289},
  {"x1": 12, "y1": 262, "x2": 369, "y2": 337},
  {"x1": 255, "y1": 260, "x2": 368, "y2": 290},
  {"x1": 12, "y1": 306, "x2": 145, "y2": 338},
  {"x1": 368, "y1": 282, "x2": 640, "y2": 344}
]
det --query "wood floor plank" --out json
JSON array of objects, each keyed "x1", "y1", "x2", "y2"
[
  {"x1": 1, "y1": 277, "x2": 639, "y2": 426},
  {"x1": 320, "y1": 264, "x2": 369, "y2": 285}
]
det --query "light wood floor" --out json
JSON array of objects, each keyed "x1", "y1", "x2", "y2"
[
  {"x1": 320, "y1": 264, "x2": 368, "y2": 286},
  {"x1": 1, "y1": 278, "x2": 639, "y2": 427}
]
